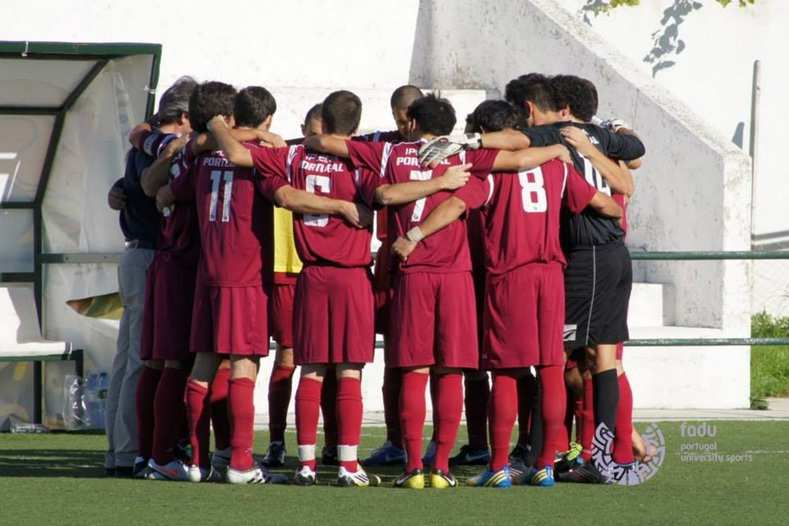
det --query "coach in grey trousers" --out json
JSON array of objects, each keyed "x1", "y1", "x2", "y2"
[{"x1": 104, "y1": 84, "x2": 192, "y2": 476}]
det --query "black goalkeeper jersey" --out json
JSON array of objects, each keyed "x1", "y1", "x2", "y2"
[{"x1": 522, "y1": 122, "x2": 644, "y2": 248}]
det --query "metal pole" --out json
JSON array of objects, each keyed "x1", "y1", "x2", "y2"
[{"x1": 749, "y1": 59, "x2": 761, "y2": 245}]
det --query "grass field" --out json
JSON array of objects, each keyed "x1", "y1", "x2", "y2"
[{"x1": 1, "y1": 421, "x2": 788, "y2": 525}]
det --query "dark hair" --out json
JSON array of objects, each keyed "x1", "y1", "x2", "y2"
[
  {"x1": 406, "y1": 94, "x2": 456, "y2": 136},
  {"x1": 466, "y1": 100, "x2": 520, "y2": 133},
  {"x1": 155, "y1": 76, "x2": 198, "y2": 125},
  {"x1": 504, "y1": 73, "x2": 558, "y2": 116},
  {"x1": 233, "y1": 86, "x2": 277, "y2": 128},
  {"x1": 321, "y1": 91, "x2": 362, "y2": 135},
  {"x1": 189, "y1": 81, "x2": 237, "y2": 133},
  {"x1": 550, "y1": 75, "x2": 597, "y2": 122},
  {"x1": 390, "y1": 85, "x2": 424, "y2": 110},
  {"x1": 304, "y1": 103, "x2": 322, "y2": 125}
]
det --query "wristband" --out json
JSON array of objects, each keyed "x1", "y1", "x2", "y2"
[{"x1": 406, "y1": 226, "x2": 425, "y2": 243}]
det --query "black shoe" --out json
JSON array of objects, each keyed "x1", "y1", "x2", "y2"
[
  {"x1": 449, "y1": 444, "x2": 491, "y2": 466},
  {"x1": 321, "y1": 445, "x2": 339, "y2": 466},
  {"x1": 261, "y1": 442, "x2": 287, "y2": 468},
  {"x1": 114, "y1": 465, "x2": 134, "y2": 478},
  {"x1": 557, "y1": 461, "x2": 609, "y2": 484},
  {"x1": 509, "y1": 442, "x2": 531, "y2": 464}
]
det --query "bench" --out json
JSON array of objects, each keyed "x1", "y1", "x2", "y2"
[{"x1": 0, "y1": 285, "x2": 83, "y2": 426}]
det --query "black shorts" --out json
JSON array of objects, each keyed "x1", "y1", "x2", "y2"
[{"x1": 564, "y1": 241, "x2": 632, "y2": 348}]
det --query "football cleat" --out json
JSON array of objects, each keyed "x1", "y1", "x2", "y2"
[
  {"x1": 422, "y1": 440, "x2": 437, "y2": 468},
  {"x1": 557, "y1": 461, "x2": 610, "y2": 484},
  {"x1": 509, "y1": 442, "x2": 532, "y2": 464},
  {"x1": 261, "y1": 441, "x2": 286, "y2": 468},
  {"x1": 133, "y1": 456, "x2": 150, "y2": 479},
  {"x1": 449, "y1": 445, "x2": 491, "y2": 466},
  {"x1": 211, "y1": 448, "x2": 231, "y2": 474},
  {"x1": 394, "y1": 469, "x2": 425, "y2": 489},
  {"x1": 509, "y1": 459, "x2": 535, "y2": 485},
  {"x1": 321, "y1": 445, "x2": 339, "y2": 466},
  {"x1": 227, "y1": 463, "x2": 287, "y2": 485},
  {"x1": 336, "y1": 466, "x2": 382, "y2": 487},
  {"x1": 529, "y1": 466, "x2": 556, "y2": 487},
  {"x1": 293, "y1": 465, "x2": 318, "y2": 486},
  {"x1": 361, "y1": 441, "x2": 406, "y2": 467},
  {"x1": 467, "y1": 465, "x2": 512, "y2": 488},
  {"x1": 147, "y1": 459, "x2": 190, "y2": 481},
  {"x1": 554, "y1": 442, "x2": 584, "y2": 474},
  {"x1": 429, "y1": 469, "x2": 458, "y2": 489},
  {"x1": 187, "y1": 464, "x2": 224, "y2": 483}
]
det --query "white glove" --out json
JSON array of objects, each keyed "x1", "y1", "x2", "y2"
[{"x1": 418, "y1": 133, "x2": 482, "y2": 166}]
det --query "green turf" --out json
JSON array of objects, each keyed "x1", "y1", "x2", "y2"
[{"x1": 1, "y1": 422, "x2": 788, "y2": 525}]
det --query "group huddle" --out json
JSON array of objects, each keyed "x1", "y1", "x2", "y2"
[{"x1": 117, "y1": 72, "x2": 650, "y2": 489}]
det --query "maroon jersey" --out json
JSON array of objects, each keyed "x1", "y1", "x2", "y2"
[
  {"x1": 158, "y1": 146, "x2": 200, "y2": 267},
  {"x1": 481, "y1": 159, "x2": 597, "y2": 276},
  {"x1": 171, "y1": 140, "x2": 278, "y2": 287},
  {"x1": 613, "y1": 193, "x2": 628, "y2": 235},
  {"x1": 250, "y1": 144, "x2": 378, "y2": 267},
  {"x1": 346, "y1": 140, "x2": 496, "y2": 274}
]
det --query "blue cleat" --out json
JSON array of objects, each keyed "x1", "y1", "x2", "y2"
[
  {"x1": 467, "y1": 465, "x2": 512, "y2": 488},
  {"x1": 449, "y1": 445, "x2": 491, "y2": 466},
  {"x1": 361, "y1": 441, "x2": 406, "y2": 467},
  {"x1": 529, "y1": 466, "x2": 556, "y2": 487}
]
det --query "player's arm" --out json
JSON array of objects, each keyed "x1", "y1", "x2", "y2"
[
  {"x1": 207, "y1": 116, "x2": 254, "y2": 167},
  {"x1": 490, "y1": 144, "x2": 571, "y2": 172},
  {"x1": 376, "y1": 164, "x2": 472, "y2": 205},
  {"x1": 560, "y1": 126, "x2": 634, "y2": 196},
  {"x1": 128, "y1": 122, "x2": 152, "y2": 149},
  {"x1": 193, "y1": 129, "x2": 286, "y2": 155},
  {"x1": 391, "y1": 196, "x2": 467, "y2": 261},
  {"x1": 303, "y1": 134, "x2": 350, "y2": 158},
  {"x1": 272, "y1": 185, "x2": 370, "y2": 228},
  {"x1": 480, "y1": 129, "x2": 531, "y2": 150},
  {"x1": 140, "y1": 136, "x2": 188, "y2": 197},
  {"x1": 107, "y1": 178, "x2": 126, "y2": 210},
  {"x1": 587, "y1": 191, "x2": 622, "y2": 219}
]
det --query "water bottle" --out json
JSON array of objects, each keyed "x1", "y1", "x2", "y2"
[
  {"x1": 96, "y1": 372, "x2": 109, "y2": 431},
  {"x1": 85, "y1": 373, "x2": 100, "y2": 429}
]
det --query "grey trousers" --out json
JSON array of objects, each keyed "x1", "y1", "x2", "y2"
[{"x1": 104, "y1": 247, "x2": 154, "y2": 469}]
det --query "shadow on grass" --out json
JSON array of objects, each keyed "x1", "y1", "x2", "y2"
[{"x1": 0, "y1": 449, "x2": 107, "y2": 478}]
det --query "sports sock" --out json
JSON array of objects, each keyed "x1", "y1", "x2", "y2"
[
  {"x1": 525, "y1": 381, "x2": 542, "y2": 468},
  {"x1": 517, "y1": 372, "x2": 537, "y2": 445},
  {"x1": 321, "y1": 372, "x2": 338, "y2": 449},
  {"x1": 429, "y1": 371, "x2": 438, "y2": 442},
  {"x1": 210, "y1": 367, "x2": 231, "y2": 452},
  {"x1": 268, "y1": 364, "x2": 295, "y2": 444},
  {"x1": 135, "y1": 366, "x2": 162, "y2": 461},
  {"x1": 464, "y1": 373, "x2": 490, "y2": 450},
  {"x1": 186, "y1": 379, "x2": 211, "y2": 469},
  {"x1": 536, "y1": 365, "x2": 567, "y2": 469},
  {"x1": 581, "y1": 374, "x2": 594, "y2": 461},
  {"x1": 152, "y1": 367, "x2": 187, "y2": 465},
  {"x1": 592, "y1": 368, "x2": 619, "y2": 436},
  {"x1": 400, "y1": 371, "x2": 429, "y2": 472},
  {"x1": 382, "y1": 366, "x2": 403, "y2": 448},
  {"x1": 613, "y1": 373, "x2": 635, "y2": 464},
  {"x1": 228, "y1": 377, "x2": 256, "y2": 471},
  {"x1": 336, "y1": 377, "x2": 363, "y2": 472},
  {"x1": 489, "y1": 373, "x2": 518, "y2": 471},
  {"x1": 433, "y1": 372, "x2": 462, "y2": 473},
  {"x1": 295, "y1": 377, "x2": 322, "y2": 471}
]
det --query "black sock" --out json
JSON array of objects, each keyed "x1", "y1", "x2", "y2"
[
  {"x1": 592, "y1": 369, "x2": 619, "y2": 433},
  {"x1": 525, "y1": 381, "x2": 542, "y2": 467}
]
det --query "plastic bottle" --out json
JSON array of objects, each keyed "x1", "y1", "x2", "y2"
[
  {"x1": 84, "y1": 373, "x2": 99, "y2": 429},
  {"x1": 96, "y1": 372, "x2": 109, "y2": 430}
]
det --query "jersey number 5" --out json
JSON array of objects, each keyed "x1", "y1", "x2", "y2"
[
  {"x1": 305, "y1": 174, "x2": 331, "y2": 227},
  {"x1": 409, "y1": 169, "x2": 432, "y2": 222},
  {"x1": 209, "y1": 170, "x2": 234, "y2": 222},
  {"x1": 518, "y1": 168, "x2": 547, "y2": 213}
]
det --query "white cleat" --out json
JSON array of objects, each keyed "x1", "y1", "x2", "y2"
[
  {"x1": 227, "y1": 463, "x2": 288, "y2": 485},
  {"x1": 147, "y1": 459, "x2": 190, "y2": 481},
  {"x1": 293, "y1": 465, "x2": 317, "y2": 486},
  {"x1": 336, "y1": 466, "x2": 381, "y2": 487}
]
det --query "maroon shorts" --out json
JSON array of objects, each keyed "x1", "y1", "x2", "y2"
[
  {"x1": 271, "y1": 284, "x2": 295, "y2": 349},
  {"x1": 388, "y1": 271, "x2": 478, "y2": 369},
  {"x1": 483, "y1": 262, "x2": 564, "y2": 369},
  {"x1": 140, "y1": 256, "x2": 196, "y2": 361},
  {"x1": 190, "y1": 282, "x2": 270, "y2": 357},
  {"x1": 293, "y1": 266, "x2": 374, "y2": 365}
]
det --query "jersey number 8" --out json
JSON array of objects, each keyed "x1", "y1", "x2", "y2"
[{"x1": 518, "y1": 168, "x2": 547, "y2": 213}]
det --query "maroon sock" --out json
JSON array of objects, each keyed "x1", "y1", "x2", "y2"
[
  {"x1": 536, "y1": 365, "x2": 567, "y2": 469},
  {"x1": 464, "y1": 373, "x2": 490, "y2": 450},
  {"x1": 296, "y1": 377, "x2": 322, "y2": 471},
  {"x1": 581, "y1": 375, "x2": 595, "y2": 461},
  {"x1": 228, "y1": 377, "x2": 256, "y2": 471},
  {"x1": 613, "y1": 373, "x2": 635, "y2": 464},
  {"x1": 186, "y1": 379, "x2": 211, "y2": 468},
  {"x1": 400, "y1": 371, "x2": 429, "y2": 472},
  {"x1": 135, "y1": 366, "x2": 162, "y2": 460},
  {"x1": 516, "y1": 373, "x2": 537, "y2": 445},
  {"x1": 151, "y1": 367, "x2": 187, "y2": 465},
  {"x1": 490, "y1": 373, "x2": 518, "y2": 471},
  {"x1": 210, "y1": 367, "x2": 231, "y2": 451},
  {"x1": 382, "y1": 367, "x2": 403, "y2": 448},
  {"x1": 429, "y1": 371, "x2": 439, "y2": 442},
  {"x1": 434, "y1": 373, "x2": 462, "y2": 473},
  {"x1": 268, "y1": 364, "x2": 295, "y2": 443},
  {"x1": 337, "y1": 377, "x2": 363, "y2": 472},
  {"x1": 321, "y1": 371, "x2": 338, "y2": 449}
]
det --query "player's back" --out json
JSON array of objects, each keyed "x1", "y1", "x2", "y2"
[
  {"x1": 192, "y1": 146, "x2": 271, "y2": 287},
  {"x1": 159, "y1": 149, "x2": 201, "y2": 266},
  {"x1": 287, "y1": 145, "x2": 375, "y2": 267}
]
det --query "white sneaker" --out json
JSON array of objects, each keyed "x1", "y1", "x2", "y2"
[
  {"x1": 147, "y1": 459, "x2": 189, "y2": 481},
  {"x1": 293, "y1": 465, "x2": 317, "y2": 486},
  {"x1": 336, "y1": 466, "x2": 381, "y2": 487},
  {"x1": 188, "y1": 464, "x2": 224, "y2": 483},
  {"x1": 227, "y1": 463, "x2": 287, "y2": 485}
]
